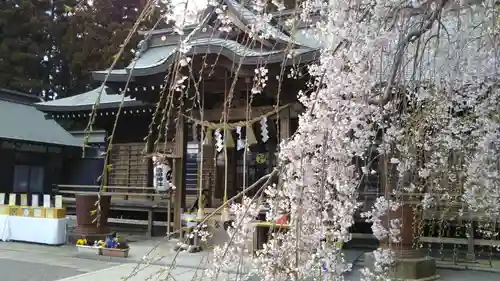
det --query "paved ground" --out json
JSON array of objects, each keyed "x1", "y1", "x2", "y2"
[
  {"x1": 2, "y1": 238, "x2": 500, "y2": 281},
  {"x1": 53, "y1": 263, "x2": 500, "y2": 281},
  {"x1": 346, "y1": 265, "x2": 500, "y2": 281},
  {"x1": 0, "y1": 259, "x2": 84, "y2": 281},
  {"x1": 0, "y1": 241, "x2": 119, "y2": 281}
]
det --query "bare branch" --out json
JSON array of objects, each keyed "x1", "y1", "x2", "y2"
[{"x1": 368, "y1": 0, "x2": 450, "y2": 106}]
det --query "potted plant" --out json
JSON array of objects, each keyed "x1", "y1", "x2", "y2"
[
  {"x1": 99, "y1": 233, "x2": 130, "y2": 258},
  {"x1": 75, "y1": 238, "x2": 101, "y2": 255}
]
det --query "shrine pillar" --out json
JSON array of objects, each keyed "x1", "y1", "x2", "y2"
[
  {"x1": 173, "y1": 114, "x2": 186, "y2": 234},
  {"x1": 279, "y1": 107, "x2": 291, "y2": 143},
  {"x1": 200, "y1": 133, "x2": 215, "y2": 208}
]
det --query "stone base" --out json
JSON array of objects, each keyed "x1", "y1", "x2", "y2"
[
  {"x1": 363, "y1": 252, "x2": 440, "y2": 281},
  {"x1": 173, "y1": 242, "x2": 202, "y2": 253}
]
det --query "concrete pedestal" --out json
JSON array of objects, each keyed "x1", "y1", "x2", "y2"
[
  {"x1": 363, "y1": 203, "x2": 440, "y2": 280},
  {"x1": 363, "y1": 251, "x2": 439, "y2": 281}
]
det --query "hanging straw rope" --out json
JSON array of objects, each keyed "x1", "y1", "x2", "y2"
[{"x1": 182, "y1": 103, "x2": 292, "y2": 130}]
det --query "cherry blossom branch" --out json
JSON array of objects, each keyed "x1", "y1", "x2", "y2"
[
  {"x1": 307, "y1": 40, "x2": 346, "y2": 116},
  {"x1": 198, "y1": 168, "x2": 278, "y2": 226}
]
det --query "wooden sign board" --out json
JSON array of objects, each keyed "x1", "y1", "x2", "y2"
[
  {"x1": 45, "y1": 208, "x2": 66, "y2": 219},
  {"x1": 20, "y1": 207, "x2": 33, "y2": 217},
  {"x1": 20, "y1": 194, "x2": 28, "y2": 206},
  {"x1": 55, "y1": 195, "x2": 63, "y2": 209},
  {"x1": 43, "y1": 195, "x2": 51, "y2": 208},
  {"x1": 9, "y1": 194, "x2": 16, "y2": 206},
  {"x1": 33, "y1": 208, "x2": 44, "y2": 218},
  {"x1": 9, "y1": 207, "x2": 18, "y2": 216},
  {"x1": 32, "y1": 194, "x2": 39, "y2": 207},
  {"x1": 45, "y1": 208, "x2": 53, "y2": 218}
]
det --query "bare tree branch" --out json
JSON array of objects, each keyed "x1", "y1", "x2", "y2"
[{"x1": 368, "y1": 0, "x2": 450, "y2": 106}]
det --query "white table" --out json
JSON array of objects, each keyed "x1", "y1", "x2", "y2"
[{"x1": 0, "y1": 215, "x2": 67, "y2": 245}]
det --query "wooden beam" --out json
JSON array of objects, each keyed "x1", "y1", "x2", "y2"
[
  {"x1": 66, "y1": 215, "x2": 171, "y2": 227},
  {"x1": 279, "y1": 107, "x2": 291, "y2": 141},
  {"x1": 57, "y1": 190, "x2": 165, "y2": 197},
  {"x1": 199, "y1": 103, "x2": 302, "y2": 122},
  {"x1": 55, "y1": 184, "x2": 157, "y2": 191},
  {"x1": 200, "y1": 78, "x2": 269, "y2": 94}
]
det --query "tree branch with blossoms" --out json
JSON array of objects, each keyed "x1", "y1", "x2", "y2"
[{"x1": 368, "y1": 0, "x2": 450, "y2": 106}]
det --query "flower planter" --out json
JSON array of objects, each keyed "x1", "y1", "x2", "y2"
[
  {"x1": 101, "y1": 247, "x2": 130, "y2": 258},
  {"x1": 76, "y1": 245, "x2": 101, "y2": 255}
]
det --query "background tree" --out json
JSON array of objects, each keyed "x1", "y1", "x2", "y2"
[
  {"x1": 59, "y1": 0, "x2": 147, "y2": 95},
  {"x1": 0, "y1": 0, "x2": 160, "y2": 97},
  {"x1": 0, "y1": 0, "x2": 53, "y2": 93}
]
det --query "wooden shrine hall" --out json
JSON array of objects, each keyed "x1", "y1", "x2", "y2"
[
  {"x1": 86, "y1": 0, "x2": 318, "y2": 233},
  {"x1": 33, "y1": 0, "x2": 421, "y2": 250},
  {"x1": 35, "y1": 86, "x2": 174, "y2": 237}
]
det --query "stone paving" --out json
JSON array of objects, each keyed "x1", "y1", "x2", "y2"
[
  {"x1": 0, "y1": 258, "x2": 84, "y2": 281},
  {"x1": 2, "y1": 238, "x2": 500, "y2": 281},
  {"x1": 54, "y1": 262, "x2": 500, "y2": 281},
  {"x1": 0, "y1": 242, "x2": 118, "y2": 281}
]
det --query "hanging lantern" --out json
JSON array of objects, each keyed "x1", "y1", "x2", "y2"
[
  {"x1": 246, "y1": 124, "x2": 258, "y2": 146},
  {"x1": 152, "y1": 154, "x2": 171, "y2": 192},
  {"x1": 224, "y1": 129, "x2": 235, "y2": 148},
  {"x1": 260, "y1": 117, "x2": 269, "y2": 143}
]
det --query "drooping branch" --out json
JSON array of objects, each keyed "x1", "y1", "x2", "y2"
[{"x1": 368, "y1": 0, "x2": 450, "y2": 106}]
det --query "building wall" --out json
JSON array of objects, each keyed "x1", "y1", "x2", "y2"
[
  {"x1": 0, "y1": 143, "x2": 68, "y2": 205},
  {"x1": 62, "y1": 157, "x2": 104, "y2": 186},
  {"x1": 102, "y1": 113, "x2": 158, "y2": 200},
  {"x1": 0, "y1": 147, "x2": 15, "y2": 193}
]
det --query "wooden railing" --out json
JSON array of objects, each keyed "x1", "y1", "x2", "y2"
[
  {"x1": 54, "y1": 184, "x2": 164, "y2": 201},
  {"x1": 53, "y1": 184, "x2": 173, "y2": 238}
]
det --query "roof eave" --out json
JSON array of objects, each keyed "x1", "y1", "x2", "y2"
[
  {"x1": 117, "y1": 46, "x2": 319, "y2": 77},
  {"x1": 35, "y1": 100, "x2": 147, "y2": 113},
  {"x1": 1, "y1": 136, "x2": 85, "y2": 149},
  {"x1": 91, "y1": 70, "x2": 134, "y2": 82}
]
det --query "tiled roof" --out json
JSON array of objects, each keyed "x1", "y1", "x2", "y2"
[
  {"x1": 92, "y1": 0, "x2": 320, "y2": 82},
  {"x1": 0, "y1": 99, "x2": 82, "y2": 147},
  {"x1": 36, "y1": 86, "x2": 144, "y2": 112}
]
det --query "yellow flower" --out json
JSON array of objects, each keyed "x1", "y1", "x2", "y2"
[
  {"x1": 76, "y1": 238, "x2": 88, "y2": 245},
  {"x1": 96, "y1": 240, "x2": 106, "y2": 248}
]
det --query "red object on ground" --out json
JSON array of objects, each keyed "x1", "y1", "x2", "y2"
[{"x1": 276, "y1": 215, "x2": 288, "y2": 225}]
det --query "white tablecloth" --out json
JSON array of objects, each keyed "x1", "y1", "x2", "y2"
[{"x1": 0, "y1": 215, "x2": 67, "y2": 245}]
